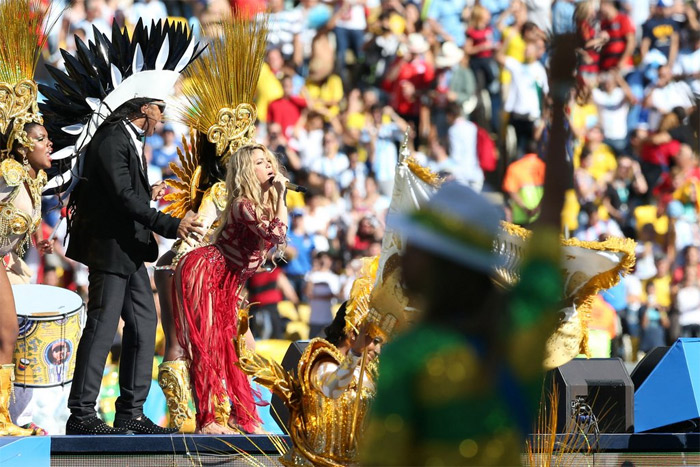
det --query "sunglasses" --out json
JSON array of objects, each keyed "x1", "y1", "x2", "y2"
[{"x1": 150, "y1": 102, "x2": 166, "y2": 113}]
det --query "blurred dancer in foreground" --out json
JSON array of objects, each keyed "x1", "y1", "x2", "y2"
[{"x1": 361, "y1": 34, "x2": 576, "y2": 466}]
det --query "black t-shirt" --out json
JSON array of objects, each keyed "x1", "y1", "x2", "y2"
[
  {"x1": 642, "y1": 16, "x2": 678, "y2": 58},
  {"x1": 605, "y1": 178, "x2": 645, "y2": 213},
  {"x1": 668, "y1": 124, "x2": 693, "y2": 146}
]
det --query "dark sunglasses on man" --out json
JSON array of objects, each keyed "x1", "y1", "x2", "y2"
[{"x1": 150, "y1": 101, "x2": 166, "y2": 113}]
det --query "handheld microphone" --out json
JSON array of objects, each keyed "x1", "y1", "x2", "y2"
[
  {"x1": 269, "y1": 177, "x2": 308, "y2": 194},
  {"x1": 285, "y1": 182, "x2": 308, "y2": 194}
]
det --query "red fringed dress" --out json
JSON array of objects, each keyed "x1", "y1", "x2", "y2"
[{"x1": 173, "y1": 198, "x2": 286, "y2": 431}]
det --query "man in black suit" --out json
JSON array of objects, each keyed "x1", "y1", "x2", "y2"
[{"x1": 65, "y1": 98, "x2": 205, "y2": 435}]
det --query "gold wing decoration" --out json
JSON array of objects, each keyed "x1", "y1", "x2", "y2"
[
  {"x1": 235, "y1": 307, "x2": 300, "y2": 409},
  {"x1": 496, "y1": 221, "x2": 637, "y2": 369},
  {"x1": 163, "y1": 129, "x2": 202, "y2": 219}
]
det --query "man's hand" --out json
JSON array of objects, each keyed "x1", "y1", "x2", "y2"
[
  {"x1": 36, "y1": 239, "x2": 54, "y2": 255},
  {"x1": 177, "y1": 211, "x2": 206, "y2": 241},
  {"x1": 151, "y1": 181, "x2": 167, "y2": 201}
]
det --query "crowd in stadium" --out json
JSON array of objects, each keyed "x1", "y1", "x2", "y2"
[{"x1": 29, "y1": 0, "x2": 700, "y2": 373}]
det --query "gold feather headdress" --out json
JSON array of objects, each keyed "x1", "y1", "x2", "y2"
[
  {"x1": 176, "y1": 14, "x2": 267, "y2": 161},
  {"x1": 164, "y1": 14, "x2": 268, "y2": 217},
  {"x1": 344, "y1": 256, "x2": 380, "y2": 336},
  {"x1": 0, "y1": 0, "x2": 50, "y2": 156}
]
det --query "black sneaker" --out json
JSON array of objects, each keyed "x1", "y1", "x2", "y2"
[
  {"x1": 114, "y1": 415, "x2": 178, "y2": 435},
  {"x1": 66, "y1": 415, "x2": 129, "y2": 435}
]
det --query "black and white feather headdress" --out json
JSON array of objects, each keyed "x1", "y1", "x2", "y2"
[{"x1": 40, "y1": 19, "x2": 205, "y2": 195}]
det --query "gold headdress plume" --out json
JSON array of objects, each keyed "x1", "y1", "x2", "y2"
[
  {"x1": 176, "y1": 13, "x2": 268, "y2": 163},
  {"x1": 0, "y1": 0, "x2": 50, "y2": 155},
  {"x1": 344, "y1": 256, "x2": 380, "y2": 336}
]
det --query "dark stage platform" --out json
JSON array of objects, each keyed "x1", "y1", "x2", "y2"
[
  {"x1": 3, "y1": 434, "x2": 291, "y2": 466},
  {"x1": 2, "y1": 432, "x2": 699, "y2": 466}
]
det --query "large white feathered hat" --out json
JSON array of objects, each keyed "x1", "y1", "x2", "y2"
[{"x1": 39, "y1": 19, "x2": 205, "y2": 195}]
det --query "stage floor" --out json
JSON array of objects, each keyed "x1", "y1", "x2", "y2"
[{"x1": 2, "y1": 432, "x2": 699, "y2": 466}]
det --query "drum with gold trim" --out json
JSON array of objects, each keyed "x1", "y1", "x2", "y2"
[{"x1": 11, "y1": 284, "x2": 84, "y2": 387}]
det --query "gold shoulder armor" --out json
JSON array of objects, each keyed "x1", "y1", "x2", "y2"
[
  {"x1": 210, "y1": 181, "x2": 228, "y2": 212},
  {"x1": 0, "y1": 159, "x2": 25, "y2": 187}
]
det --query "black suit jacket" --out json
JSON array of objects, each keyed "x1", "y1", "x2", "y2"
[{"x1": 66, "y1": 122, "x2": 180, "y2": 275}]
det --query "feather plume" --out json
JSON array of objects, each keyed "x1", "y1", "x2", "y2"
[
  {"x1": 163, "y1": 129, "x2": 202, "y2": 218},
  {"x1": 175, "y1": 14, "x2": 268, "y2": 140},
  {"x1": 344, "y1": 256, "x2": 380, "y2": 336},
  {"x1": 0, "y1": 0, "x2": 50, "y2": 84}
]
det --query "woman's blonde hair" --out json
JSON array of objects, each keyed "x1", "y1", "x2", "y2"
[
  {"x1": 212, "y1": 143, "x2": 283, "y2": 244},
  {"x1": 574, "y1": 0, "x2": 594, "y2": 25},
  {"x1": 469, "y1": 5, "x2": 489, "y2": 29}
]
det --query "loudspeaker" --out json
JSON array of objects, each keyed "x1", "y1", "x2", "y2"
[
  {"x1": 270, "y1": 340, "x2": 309, "y2": 429},
  {"x1": 550, "y1": 358, "x2": 634, "y2": 433},
  {"x1": 630, "y1": 346, "x2": 670, "y2": 390},
  {"x1": 635, "y1": 338, "x2": 700, "y2": 433}
]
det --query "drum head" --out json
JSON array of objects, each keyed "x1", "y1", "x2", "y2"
[
  {"x1": 12, "y1": 284, "x2": 83, "y2": 319},
  {"x1": 12, "y1": 285, "x2": 84, "y2": 388}
]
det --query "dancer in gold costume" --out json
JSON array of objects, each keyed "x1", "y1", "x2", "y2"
[
  {"x1": 235, "y1": 257, "x2": 381, "y2": 466},
  {"x1": 0, "y1": 0, "x2": 54, "y2": 436}
]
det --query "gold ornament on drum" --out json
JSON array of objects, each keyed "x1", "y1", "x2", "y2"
[
  {"x1": 12, "y1": 285, "x2": 85, "y2": 388},
  {"x1": 207, "y1": 103, "x2": 257, "y2": 163}
]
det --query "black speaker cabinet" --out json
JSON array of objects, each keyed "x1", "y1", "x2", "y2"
[
  {"x1": 630, "y1": 346, "x2": 670, "y2": 390},
  {"x1": 550, "y1": 358, "x2": 634, "y2": 433},
  {"x1": 270, "y1": 340, "x2": 310, "y2": 429}
]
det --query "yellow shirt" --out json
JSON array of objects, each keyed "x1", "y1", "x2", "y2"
[
  {"x1": 346, "y1": 111, "x2": 365, "y2": 131},
  {"x1": 285, "y1": 190, "x2": 305, "y2": 210},
  {"x1": 652, "y1": 275, "x2": 672, "y2": 309},
  {"x1": 388, "y1": 13, "x2": 405, "y2": 35},
  {"x1": 500, "y1": 27, "x2": 526, "y2": 85},
  {"x1": 573, "y1": 142, "x2": 617, "y2": 182},
  {"x1": 306, "y1": 74, "x2": 344, "y2": 120},
  {"x1": 346, "y1": 111, "x2": 368, "y2": 160},
  {"x1": 255, "y1": 63, "x2": 283, "y2": 123},
  {"x1": 570, "y1": 102, "x2": 599, "y2": 142}
]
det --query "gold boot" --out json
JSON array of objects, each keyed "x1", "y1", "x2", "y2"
[
  {"x1": 158, "y1": 360, "x2": 197, "y2": 433},
  {"x1": 213, "y1": 393, "x2": 231, "y2": 427},
  {"x1": 0, "y1": 364, "x2": 34, "y2": 436},
  {"x1": 213, "y1": 393, "x2": 244, "y2": 433}
]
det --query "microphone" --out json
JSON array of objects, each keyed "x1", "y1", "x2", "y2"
[
  {"x1": 285, "y1": 182, "x2": 308, "y2": 194},
  {"x1": 269, "y1": 177, "x2": 307, "y2": 194}
]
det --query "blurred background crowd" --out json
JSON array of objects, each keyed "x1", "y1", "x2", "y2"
[{"x1": 22, "y1": 0, "x2": 700, "y2": 391}]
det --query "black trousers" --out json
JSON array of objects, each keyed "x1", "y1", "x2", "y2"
[
  {"x1": 68, "y1": 265, "x2": 157, "y2": 421},
  {"x1": 510, "y1": 115, "x2": 535, "y2": 158}
]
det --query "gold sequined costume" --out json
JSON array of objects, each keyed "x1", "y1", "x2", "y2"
[
  {"x1": 235, "y1": 257, "x2": 380, "y2": 466},
  {"x1": 1, "y1": 159, "x2": 45, "y2": 261},
  {"x1": 0, "y1": 0, "x2": 51, "y2": 436},
  {"x1": 0, "y1": 0, "x2": 49, "y2": 264}
]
